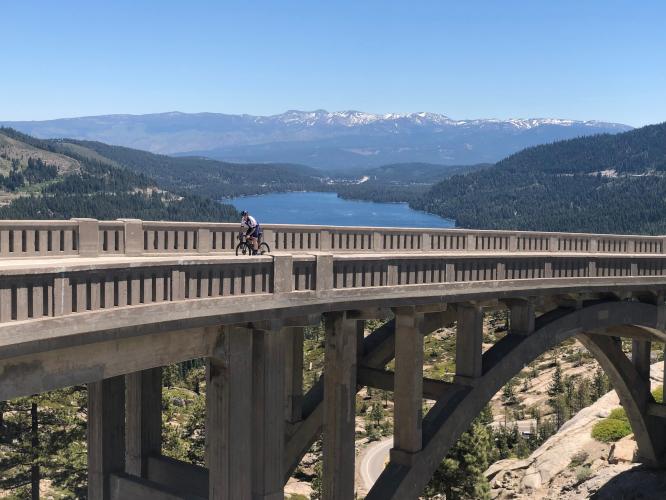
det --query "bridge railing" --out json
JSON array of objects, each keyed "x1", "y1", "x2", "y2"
[
  {"x1": 0, "y1": 218, "x2": 664, "y2": 259},
  {"x1": 1, "y1": 250, "x2": 666, "y2": 325}
]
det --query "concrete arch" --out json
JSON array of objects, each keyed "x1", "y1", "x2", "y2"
[{"x1": 367, "y1": 301, "x2": 665, "y2": 500}]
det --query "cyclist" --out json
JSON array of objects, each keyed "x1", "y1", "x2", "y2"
[{"x1": 240, "y1": 210, "x2": 262, "y2": 255}]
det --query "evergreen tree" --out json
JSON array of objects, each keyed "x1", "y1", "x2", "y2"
[{"x1": 426, "y1": 420, "x2": 492, "y2": 500}]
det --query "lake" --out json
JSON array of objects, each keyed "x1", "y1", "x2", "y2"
[{"x1": 228, "y1": 192, "x2": 454, "y2": 228}]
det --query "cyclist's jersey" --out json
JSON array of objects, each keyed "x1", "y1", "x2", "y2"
[{"x1": 242, "y1": 215, "x2": 261, "y2": 234}]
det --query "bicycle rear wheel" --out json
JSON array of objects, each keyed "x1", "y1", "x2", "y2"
[{"x1": 235, "y1": 242, "x2": 251, "y2": 256}]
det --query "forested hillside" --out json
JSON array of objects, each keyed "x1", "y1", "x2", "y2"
[
  {"x1": 415, "y1": 122, "x2": 666, "y2": 234},
  {"x1": 58, "y1": 139, "x2": 325, "y2": 198},
  {"x1": 0, "y1": 128, "x2": 238, "y2": 221}
]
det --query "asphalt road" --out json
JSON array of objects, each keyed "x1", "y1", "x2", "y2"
[{"x1": 359, "y1": 437, "x2": 393, "y2": 491}]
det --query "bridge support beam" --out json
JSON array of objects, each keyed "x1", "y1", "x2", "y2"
[
  {"x1": 207, "y1": 327, "x2": 253, "y2": 500},
  {"x1": 125, "y1": 367, "x2": 162, "y2": 478},
  {"x1": 252, "y1": 328, "x2": 286, "y2": 499},
  {"x1": 454, "y1": 304, "x2": 483, "y2": 385},
  {"x1": 323, "y1": 312, "x2": 357, "y2": 499},
  {"x1": 391, "y1": 307, "x2": 424, "y2": 464},
  {"x1": 284, "y1": 327, "x2": 304, "y2": 425},
  {"x1": 88, "y1": 376, "x2": 126, "y2": 500}
]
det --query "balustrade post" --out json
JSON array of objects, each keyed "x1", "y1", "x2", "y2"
[
  {"x1": 273, "y1": 255, "x2": 293, "y2": 294},
  {"x1": 315, "y1": 254, "x2": 333, "y2": 294},
  {"x1": 548, "y1": 236, "x2": 558, "y2": 252},
  {"x1": 508, "y1": 234, "x2": 518, "y2": 252},
  {"x1": 72, "y1": 218, "x2": 100, "y2": 257},
  {"x1": 320, "y1": 229, "x2": 331, "y2": 251},
  {"x1": 466, "y1": 233, "x2": 477, "y2": 251},
  {"x1": 197, "y1": 228, "x2": 210, "y2": 253},
  {"x1": 372, "y1": 231, "x2": 383, "y2": 252},
  {"x1": 323, "y1": 311, "x2": 357, "y2": 499},
  {"x1": 391, "y1": 306, "x2": 424, "y2": 465},
  {"x1": 118, "y1": 219, "x2": 144, "y2": 256}
]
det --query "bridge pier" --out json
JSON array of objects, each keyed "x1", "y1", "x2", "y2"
[
  {"x1": 207, "y1": 326, "x2": 253, "y2": 500},
  {"x1": 252, "y1": 328, "x2": 286, "y2": 499},
  {"x1": 88, "y1": 376, "x2": 126, "y2": 500},
  {"x1": 391, "y1": 306, "x2": 424, "y2": 465},
  {"x1": 323, "y1": 311, "x2": 358, "y2": 499},
  {"x1": 125, "y1": 367, "x2": 162, "y2": 478},
  {"x1": 454, "y1": 303, "x2": 483, "y2": 385},
  {"x1": 284, "y1": 326, "x2": 304, "y2": 426}
]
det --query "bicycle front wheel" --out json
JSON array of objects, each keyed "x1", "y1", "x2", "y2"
[{"x1": 258, "y1": 242, "x2": 271, "y2": 255}]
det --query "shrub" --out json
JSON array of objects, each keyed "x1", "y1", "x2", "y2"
[
  {"x1": 575, "y1": 465, "x2": 592, "y2": 483},
  {"x1": 653, "y1": 385, "x2": 663, "y2": 404},
  {"x1": 569, "y1": 450, "x2": 589, "y2": 468},
  {"x1": 591, "y1": 415, "x2": 632, "y2": 443},
  {"x1": 608, "y1": 407, "x2": 628, "y2": 421}
]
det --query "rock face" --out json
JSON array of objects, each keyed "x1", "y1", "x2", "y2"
[
  {"x1": 485, "y1": 362, "x2": 663, "y2": 499},
  {"x1": 608, "y1": 435, "x2": 638, "y2": 464}
]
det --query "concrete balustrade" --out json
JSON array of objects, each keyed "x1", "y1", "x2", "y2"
[
  {"x1": 0, "y1": 219, "x2": 665, "y2": 259},
  {"x1": 1, "y1": 251, "x2": 666, "y2": 326}
]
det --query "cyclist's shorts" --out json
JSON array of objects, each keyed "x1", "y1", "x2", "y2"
[{"x1": 248, "y1": 225, "x2": 262, "y2": 238}]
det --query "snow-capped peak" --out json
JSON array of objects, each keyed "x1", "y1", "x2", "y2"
[{"x1": 252, "y1": 110, "x2": 623, "y2": 130}]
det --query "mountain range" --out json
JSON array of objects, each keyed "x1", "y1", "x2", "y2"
[{"x1": 1, "y1": 111, "x2": 632, "y2": 169}]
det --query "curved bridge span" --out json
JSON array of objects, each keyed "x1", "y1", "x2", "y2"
[{"x1": 1, "y1": 219, "x2": 666, "y2": 499}]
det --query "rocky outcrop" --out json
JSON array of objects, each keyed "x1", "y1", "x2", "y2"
[{"x1": 485, "y1": 362, "x2": 663, "y2": 499}]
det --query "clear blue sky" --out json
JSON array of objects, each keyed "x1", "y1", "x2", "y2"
[{"x1": 2, "y1": 0, "x2": 665, "y2": 126}]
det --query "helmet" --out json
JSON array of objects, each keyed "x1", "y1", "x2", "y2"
[{"x1": 241, "y1": 210, "x2": 248, "y2": 217}]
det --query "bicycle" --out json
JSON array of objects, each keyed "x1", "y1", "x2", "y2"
[{"x1": 236, "y1": 231, "x2": 270, "y2": 256}]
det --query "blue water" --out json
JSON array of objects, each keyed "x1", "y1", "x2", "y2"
[{"x1": 229, "y1": 192, "x2": 454, "y2": 228}]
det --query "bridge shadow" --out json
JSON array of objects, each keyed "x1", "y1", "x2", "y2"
[{"x1": 590, "y1": 465, "x2": 666, "y2": 499}]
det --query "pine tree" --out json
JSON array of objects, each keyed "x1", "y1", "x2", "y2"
[{"x1": 426, "y1": 420, "x2": 492, "y2": 499}]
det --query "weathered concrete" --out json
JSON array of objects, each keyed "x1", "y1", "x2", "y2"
[
  {"x1": 367, "y1": 301, "x2": 666, "y2": 500},
  {"x1": 284, "y1": 326, "x2": 304, "y2": 425},
  {"x1": 323, "y1": 311, "x2": 357, "y2": 499},
  {"x1": 392, "y1": 307, "x2": 424, "y2": 465},
  {"x1": 207, "y1": 327, "x2": 253, "y2": 500},
  {"x1": 454, "y1": 303, "x2": 483, "y2": 384},
  {"x1": 126, "y1": 367, "x2": 162, "y2": 477},
  {"x1": 3, "y1": 222, "x2": 666, "y2": 499},
  {"x1": 252, "y1": 328, "x2": 286, "y2": 500},
  {"x1": 88, "y1": 376, "x2": 125, "y2": 500}
]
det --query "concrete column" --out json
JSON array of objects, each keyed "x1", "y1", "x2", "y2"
[
  {"x1": 252, "y1": 328, "x2": 286, "y2": 500},
  {"x1": 88, "y1": 376, "x2": 125, "y2": 500},
  {"x1": 509, "y1": 300, "x2": 535, "y2": 336},
  {"x1": 323, "y1": 312, "x2": 357, "y2": 499},
  {"x1": 284, "y1": 327, "x2": 304, "y2": 424},
  {"x1": 197, "y1": 228, "x2": 210, "y2": 253},
  {"x1": 391, "y1": 307, "x2": 424, "y2": 464},
  {"x1": 207, "y1": 327, "x2": 253, "y2": 500},
  {"x1": 125, "y1": 367, "x2": 162, "y2": 477},
  {"x1": 455, "y1": 304, "x2": 483, "y2": 384},
  {"x1": 632, "y1": 339, "x2": 652, "y2": 397}
]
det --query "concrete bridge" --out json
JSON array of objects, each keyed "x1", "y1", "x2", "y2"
[{"x1": 1, "y1": 218, "x2": 666, "y2": 499}]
